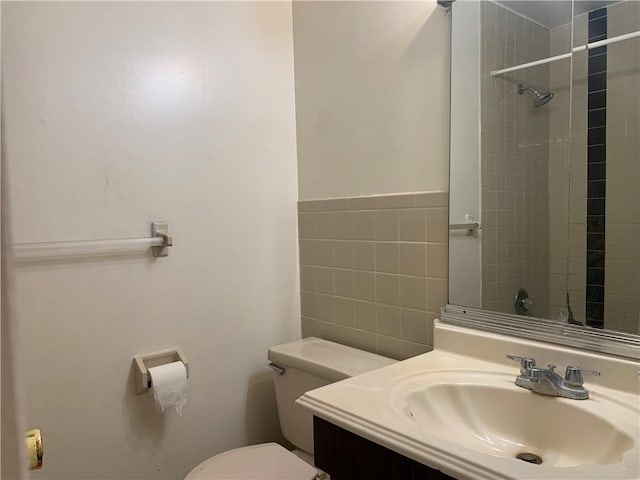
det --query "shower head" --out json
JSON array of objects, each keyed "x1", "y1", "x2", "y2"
[{"x1": 518, "y1": 84, "x2": 555, "y2": 108}]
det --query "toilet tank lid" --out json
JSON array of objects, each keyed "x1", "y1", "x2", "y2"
[{"x1": 268, "y1": 337, "x2": 396, "y2": 382}]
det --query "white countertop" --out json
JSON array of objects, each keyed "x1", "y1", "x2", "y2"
[{"x1": 297, "y1": 321, "x2": 640, "y2": 480}]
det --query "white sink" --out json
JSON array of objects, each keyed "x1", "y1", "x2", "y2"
[
  {"x1": 389, "y1": 370, "x2": 637, "y2": 468},
  {"x1": 298, "y1": 321, "x2": 640, "y2": 480}
]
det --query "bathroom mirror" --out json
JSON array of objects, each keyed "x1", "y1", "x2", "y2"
[{"x1": 448, "y1": 0, "x2": 640, "y2": 349}]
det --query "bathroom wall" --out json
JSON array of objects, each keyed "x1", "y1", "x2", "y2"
[
  {"x1": 293, "y1": 1, "x2": 450, "y2": 200},
  {"x1": 480, "y1": 2, "x2": 551, "y2": 316},
  {"x1": 603, "y1": 1, "x2": 639, "y2": 333},
  {"x1": 293, "y1": 1, "x2": 451, "y2": 358},
  {"x1": 548, "y1": 20, "x2": 581, "y2": 321},
  {"x1": 2, "y1": 3, "x2": 299, "y2": 479},
  {"x1": 298, "y1": 192, "x2": 448, "y2": 360}
]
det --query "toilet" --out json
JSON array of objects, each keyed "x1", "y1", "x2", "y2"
[{"x1": 185, "y1": 337, "x2": 396, "y2": 479}]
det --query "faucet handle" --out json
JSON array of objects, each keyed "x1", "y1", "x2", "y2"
[
  {"x1": 564, "y1": 365, "x2": 601, "y2": 387},
  {"x1": 506, "y1": 355, "x2": 536, "y2": 375}
]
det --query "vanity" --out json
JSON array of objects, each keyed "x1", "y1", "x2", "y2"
[{"x1": 299, "y1": 321, "x2": 640, "y2": 480}]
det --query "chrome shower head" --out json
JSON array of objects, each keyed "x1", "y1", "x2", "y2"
[
  {"x1": 533, "y1": 90, "x2": 555, "y2": 108},
  {"x1": 518, "y1": 84, "x2": 554, "y2": 108}
]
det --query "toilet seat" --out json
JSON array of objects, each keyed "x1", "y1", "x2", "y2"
[{"x1": 184, "y1": 443, "x2": 318, "y2": 480}]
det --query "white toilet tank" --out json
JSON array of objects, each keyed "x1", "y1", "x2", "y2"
[{"x1": 267, "y1": 337, "x2": 396, "y2": 455}]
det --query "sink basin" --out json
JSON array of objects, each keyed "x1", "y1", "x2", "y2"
[{"x1": 390, "y1": 370, "x2": 638, "y2": 468}]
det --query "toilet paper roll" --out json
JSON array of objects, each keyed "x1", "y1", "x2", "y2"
[{"x1": 148, "y1": 362, "x2": 188, "y2": 416}]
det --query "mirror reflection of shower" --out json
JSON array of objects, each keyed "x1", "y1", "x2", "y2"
[{"x1": 517, "y1": 83, "x2": 555, "y2": 107}]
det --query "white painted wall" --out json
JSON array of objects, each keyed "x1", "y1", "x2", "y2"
[
  {"x1": 2, "y1": 2, "x2": 299, "y2": 479},
  {"x1": 448, "y1": 0, "x2": 482, "y2": 308},
  {"x1": 294, "y1": 0, "x2": 450, "y2": 200}
]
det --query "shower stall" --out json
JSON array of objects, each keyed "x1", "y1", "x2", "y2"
[{"x1": 449, "y1": 0, "x2": 640, "y2": 333}]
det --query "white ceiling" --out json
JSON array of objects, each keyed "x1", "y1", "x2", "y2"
[{"x1": 495, "y1": 0, "x2": 619, "y2": 28}]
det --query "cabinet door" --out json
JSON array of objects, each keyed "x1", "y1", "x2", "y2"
[{"x1": 313, "y1": 416, "x2": 455, "y2": 480}]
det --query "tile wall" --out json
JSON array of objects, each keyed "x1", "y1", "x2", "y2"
[
  {"x1": 480, "y1": 2, "x2": 551, "y2": 316},
  {"x1": 604, "y1": 1, "x2": 640, "y2": 333},
  {"x1": 549, "y1": 19, "x2": 586, "y2": 321},
  {"x1": 548, "y1": 23, "x2": 586, "y2": 318},
  {"x1": 568, "y1": 16, "x2": 590, "y2": 323},
  {"x1": 585, "y1": 7, "x2": 608, "y2": 327},
  {"x1": 298, "y1": 191, "x2": 448, "y2": 360}
]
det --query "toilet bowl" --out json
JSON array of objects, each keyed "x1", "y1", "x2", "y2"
[{"x1": 184, "y1": 337, "x2": 396, "y2": 479}]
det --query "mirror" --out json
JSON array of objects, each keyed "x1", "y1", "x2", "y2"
[{"x1": 449, "y1": 0, "x2": 639, "y2": 338}]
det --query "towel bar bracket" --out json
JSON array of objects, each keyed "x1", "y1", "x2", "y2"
[{"x1": 151, "y1": 222, "x2": 173, "y2": 257}]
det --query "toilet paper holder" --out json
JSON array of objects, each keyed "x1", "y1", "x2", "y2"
[{"x1": 133, "y1": 348, "x2": 189, "y2": 395}]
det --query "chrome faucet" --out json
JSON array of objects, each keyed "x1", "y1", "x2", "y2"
[{"x1": 506, "y1": 355, "x2": 600, "y2": 400}]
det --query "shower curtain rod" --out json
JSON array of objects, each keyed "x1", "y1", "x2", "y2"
[{"x1": 490, "y1": 30, "x2": 640, "y2": 77}]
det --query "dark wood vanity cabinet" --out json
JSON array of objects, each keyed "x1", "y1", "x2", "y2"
[{"x1": 313, "y1": 416, "x2": 456, "y2": 480}]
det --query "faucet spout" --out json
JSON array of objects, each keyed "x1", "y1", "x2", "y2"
[{"x1": 515, "y1": 366, "x2": 562, "y2": 396}]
